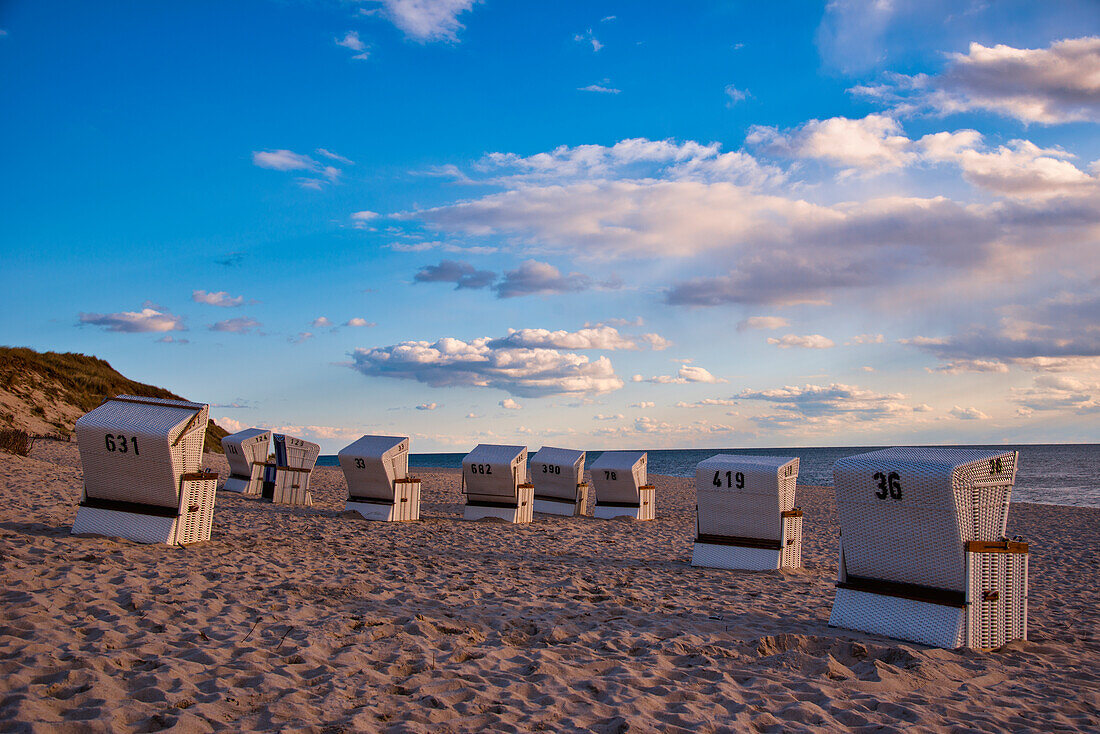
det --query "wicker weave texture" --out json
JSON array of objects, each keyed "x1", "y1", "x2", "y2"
[
  {"x1": 833, "y1": 447, "x2": 1018, "y2": 592},
  {"x1": 692, "y1": 543, "x2": 782, "y2": 571},
  {"x1": 533, "y1": 485, "x2": 588, "y2": 516},
  {"x1": 830, "y1": 588, "x2": 966, "y2": 648},
  {"x1": 275, "y1": 434, "x2": 320, "y2": 470},
  {"x1": 222, "y1": 428, "x2": 270, "y2": 473},
  {"x1": 530, "y1": 446, "x2": 586, "y2": 500},
  {"x1": 345, "y1": 481, "x2": 421, "y2": 521},
  {"x1": 71, "y1": 506, "x2": 180, "y2": 545},
  {"x1": 76, "y1": 395, "x2": 208, "y2": 509},
  {"x1": 339, "y1": 435, "x2": 410, "y2": 500},
  {"x1": 966, "y1": 550, "x2": 1028, "y2": 649},
  {"x1": 694, "y1": 455, "x2": 798, "y2": 539},
  {"x1": 177, "y1": 477, "x2": 216, "y2": 544},
  {"x1": 593, "y1": 486, "x2": 654, "y2": 521},
  {"x1": 223, "y1": 463, "x2": 265, "y2": 496},
  {"x1": 781, "y1": 514, "x2": 803, "y2": 569},
  {"x1": 590, "y1": 451, "x2": 648, "y2": 505},
  {"x1": 463, "y1": 444, "x2": 527, "y2": 503},
  {"x1": 463, "y1": 485, "x2": 533, "y2": 523},
  {"x1": 272, "y1": 470, "x2": 312, "y2": 506}
]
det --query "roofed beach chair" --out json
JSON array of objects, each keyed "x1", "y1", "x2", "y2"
[
  {"x1": 590, "y1": 450, "x2": 654, "y2": 520},
  {"x1": 221, "y1": 428, "x2": 271, "y2": 496},
  {"x1": 261, "y1": 434, "x2": 319, "y2": 506},
  {"x1": 692, "y1": 454, "x2": 802, "y2": 571},
  {"x1": 339, "y1": 435, "x2": 421, "y2": 521},
  {"x1": 72, "y1": 395, "x2": 217, "y2": 545},
  {"x1": 461, "y1": 444, "x2": 532, "y2": 523},
  {"x1": 830, "y1": 447, "x2": 1028, "y2": 649},
  {"x1": 530, "y1": 446, "x2": 588, "y2": 516}
]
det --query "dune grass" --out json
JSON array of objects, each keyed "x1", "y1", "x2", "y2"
[{"x1": 0, "y1": 346, "x2": 228, "y2": 453}]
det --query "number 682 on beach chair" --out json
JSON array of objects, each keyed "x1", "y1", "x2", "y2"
[
  {"x1": 72, "y1": 395, "x2": 217, "y2": 545},
  {"x1": 461, "y1": 444, "x2": 533, "y2": 523}
]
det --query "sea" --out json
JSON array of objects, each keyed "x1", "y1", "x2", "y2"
[{"x1": 317, "y1": 443, "x2": 1100, "y2": 508}]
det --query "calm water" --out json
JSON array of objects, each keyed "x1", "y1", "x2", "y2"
[{"x1": 317, "y1": 443, "x2": 1100, "y2": 508}]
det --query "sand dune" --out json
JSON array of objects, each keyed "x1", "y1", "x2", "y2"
[{"x1": 0, "y1": 441, "x2": 1097, "y2": 732}]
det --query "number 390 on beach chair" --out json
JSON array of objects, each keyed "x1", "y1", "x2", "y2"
[
  {"x1": 461, "y1": 444, "x2": 533, "y2": 523},
  {"x1": 590, "y1": 450, "x2": 654, "y2": 520},
  {"x1": 692, "y1": 455, "x2": 802, "y2": 571},
  {"x1": 530, "y1": 446, "x2": 588, "y2": 516},
  {"x1": 829, "y1": 447, "x2": 1028, "y2": 649},
  {"x1": 220, "y1": 428, "x2": 271, "y2": 496},
  {"x1": 339, "y1": 435, "x2": 421, "y2": 521},
  {"x1": 72, "y1": 395, "x2": 217, "y2": 545}
]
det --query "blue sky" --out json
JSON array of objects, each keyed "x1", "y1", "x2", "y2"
[{"x1": 2, "y1": 1, "x2": 1099, "y2": 452}]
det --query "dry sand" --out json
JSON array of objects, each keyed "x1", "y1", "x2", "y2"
[{"x1": 1, "y1": 440, "x2": 1097, "y2": 733}]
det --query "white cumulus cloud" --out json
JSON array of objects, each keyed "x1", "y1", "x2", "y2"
[{"x1": 192, "y1": 290, "x2": 245, "y2": 308}]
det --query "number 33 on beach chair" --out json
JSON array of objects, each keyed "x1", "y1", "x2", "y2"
[{"x1": 72, "y1": 395, "x2": 217, "y2": 545}]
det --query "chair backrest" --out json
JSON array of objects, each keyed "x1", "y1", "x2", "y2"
[
  {"x1": 695, "y1": 454, "x2": 798, "y2": 539},
  {"x1": 833, "y1": 447, "x2": 1018, "y2": 592},
  {"x1": 274, "y1": 434, "x2": 320, "y2": 471},
  {"x1": 75, "y1": 394, "x2": 209, "y2": 509},
  {"x1": 463, "y1": 444, "x2": 527, "y2": 501},
  {"x1": 222, "y1": 428, "x2": 271, "y2": 477},
  {"x1": 530, "y1": 446, "x2": 586, "y2": 500},
  {"x1": 590, "y1": 450, "x2": 647, "y2": 504},
  {"x1": 339, "y1": 435, "x2": 410, "y2": 500}
]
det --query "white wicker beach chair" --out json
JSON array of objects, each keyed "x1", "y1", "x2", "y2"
[
  {"x1": 829, "y1": 447, "x2": 1028, "y2": 649},
  {"x1": 692, "y1": 455, "x2": 801, "y2": 571},
  {"x1": 461, "y1": 444, "x2": 532, "y2": 523},
  {"x1": 590, "y1": 450, "x2": 654, "y2": 520},
  {"x1": 221, "y1": 428, "x2": 271, "y2": 496},
  {"x1": 530, "y1": 446, "x2": 588, "y2": 516},
  {"x1": 262, "y1": 434, "x2": 319, "y2": 506},
  {"x1": 72, "y1": 395, "x2": 217, "y2": 545},
  {"x1": 339, "y1": 435, "x2": 421, "y2": 521}
]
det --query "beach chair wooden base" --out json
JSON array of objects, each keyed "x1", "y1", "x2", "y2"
[
  {"x1": 71, "y1": 473, "x2": 217, "y2": 545},
  {"x1": 223, "y1": 465, "x2": 265, "y2": 496},
  {"x1": 533, "y1": 484, "x2": 588, "y2": 517},
  {"x1": 346, "y1": 480, "x2": 421, "y2": 521},
  {"x1": 593, "y1": 486, "x2": 655, "y2": 521},
  {"x1": 463, "y1": 485, "x2": 533, "y2": 524},
  {"x1": 829, "y1": 540, "x2": 1028, "y2": 649},
  {"x1": 691, "y1": 531, "x2": 802, "y2": 572}
]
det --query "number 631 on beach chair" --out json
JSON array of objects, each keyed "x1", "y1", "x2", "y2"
[{"x1": 72, "y1": 395, "x2": 217, "y2": 545}]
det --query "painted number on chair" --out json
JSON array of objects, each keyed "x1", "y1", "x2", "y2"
[
  {"x1": 542, "y1": 464, "x2": 561, "y2": 474},
  {"x1": 603, "y1": 471, "x2": 618, "y2": 480},
  {"x1": 104, "y1": 434, "x2": 139, "y2": 455},
  {"x1": 470, "y1": 463, "x2": 492, "y2": 474},
  {"x1": 873, "y1": 471, "x2": 901, "y2": 500},
  {"x1": 712, "y1": 471, "x2": 745, "y2": 489},
  {"x1": 354, "y1": 458, "x2": 366, "y2": 469}
]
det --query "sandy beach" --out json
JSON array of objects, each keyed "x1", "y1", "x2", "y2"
[{"x1": 0, "y1": 441, "x2": 1097, "y2": 733}]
